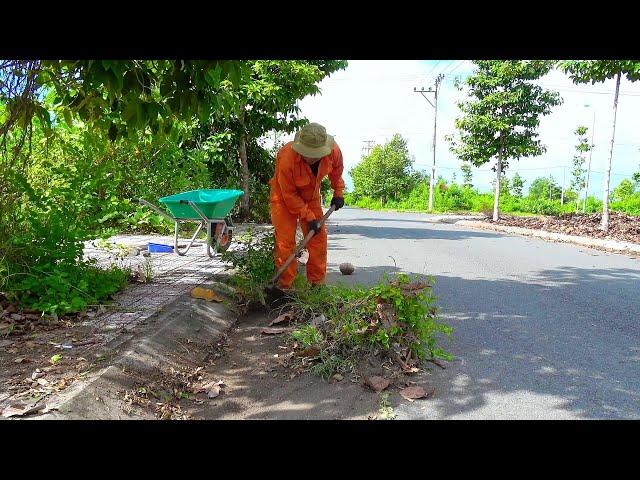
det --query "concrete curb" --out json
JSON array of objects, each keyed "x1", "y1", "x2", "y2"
[
  {"x1": 37, "y1": 287, "x2": 238, "y2": 420},
  {"x1": 455, "y1": 220, "x2": 640, "y2": 256}
]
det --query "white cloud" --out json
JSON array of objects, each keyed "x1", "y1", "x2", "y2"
[{"x1": 289, "y1": 60, "x2": 640, "y2": 196}]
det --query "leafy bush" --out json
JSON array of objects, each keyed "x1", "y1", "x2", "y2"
[
  {"x1": 611, "y1": 193, "x2": 640, "y2": 216},
  {"x1": 436, "y1": 182, "x2": 472, "y2": 211},
  {"x1": 219, "y1": 229, "x2": 276, "y2": 307},
  {"x1": 7, "y1": 262, "x2": 128, "y2": 315}
]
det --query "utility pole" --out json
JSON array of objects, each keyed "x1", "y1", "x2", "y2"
[
  {"x1": 361, "y1": 140, "x2": 375, "y2": 157},
  {"x1": 414, "y1": 73, "x2": 444, "y2": 212}
]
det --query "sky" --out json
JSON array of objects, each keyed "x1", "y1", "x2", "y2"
[{"x1": 269, "y1": 60, "x2": 640, "y2": 197}]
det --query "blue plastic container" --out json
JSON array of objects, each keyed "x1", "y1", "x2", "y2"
[{"x1": 148, "y1": 243, "x2": 174, "y2": 253}]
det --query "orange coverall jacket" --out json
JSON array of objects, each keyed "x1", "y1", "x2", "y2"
[{"x1": 269, "y1": 141, "x2": 345, "y2": 288}]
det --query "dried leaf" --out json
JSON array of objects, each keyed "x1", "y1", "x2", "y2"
[
  {"x1": 400, "y1": 386, "x2": 434, "y2": 401},
  {"x1": 190, "y1": 287, "x2": 223, "y2": 303},
  {"x1": 297, "y1": 346, "x2": 320, "y2": 358},
  {"x1": 269, "y1": 311, "x2": 294, "y2": 326},
  {"x1": 202, "y1": 380, "x2": 225, "y2": 399},
  {"x1": 14, "y1": 357, "x2": 26, "y2": 364},
  {"x1": 364, "y1": 376, "x2": 391, "y2": 392},
  {"x1": 332, "y1": 374, "x2": 344, "y2": 382},
  {"x1": 376, "y1": 302, "x2": 397, "y2": 330}
]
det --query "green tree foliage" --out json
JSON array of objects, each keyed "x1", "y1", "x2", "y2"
[
  {"x1": 460, "y1": 162, "x2": 473, "y2": 188},
  {"x1": 559, "y1": 60, "x2": 640, "y2": 231},
  {"x1": 511, "y1": 172, "x2": 525, "y2": 197},
  {"x1": 528, "y1": 176, "x2": 562, "y2": 201},
  {"x1": 612, "y1": 179, "x2": 636, "y2": 202},
  {"x1": 350, "y1": 134, "x2": 422, "y2": 205},
  {"x1": 448, "y1": 60, "x2": 562, "y2": 220}
]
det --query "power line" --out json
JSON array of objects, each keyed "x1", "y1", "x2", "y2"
[
  {"x1": 441, "y1": 60, "x2": 464, "y2": 76},
  {"x1": 448, "y1": 61, "x2": 468, "y2": 75},
  {"x1": 426, "y1": 61, "x2": 442, "y2": 77}
]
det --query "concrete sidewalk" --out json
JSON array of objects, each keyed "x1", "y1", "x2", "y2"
[{"x1": 80, "y1": 234, "x2": 229, "y2": 346}]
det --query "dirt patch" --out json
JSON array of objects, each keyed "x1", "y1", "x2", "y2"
[
  {"x1": 0, "y1": 294, "x2": 139, "y2": 418},
  {"x1": 490, "y1": 212, "x2": 640, "y2": 245},
  {"x1": 110, "y1": 310, "x2": 440, "y2": 420},
  {"x1": 0, "y1": 318, "x2": 118, "y2": 418},
  {"x1": 179, "y1": 312, "x2": 439, "y2": 420}
]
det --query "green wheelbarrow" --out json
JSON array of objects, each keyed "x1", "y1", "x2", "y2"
[{"x1": 134, "y1": 189, "x2": 245, "y2": 258}]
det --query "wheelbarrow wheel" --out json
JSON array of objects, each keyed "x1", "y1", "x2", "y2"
[{"x1": 214, "y1": 228, "x2": 232, "y2": 253}]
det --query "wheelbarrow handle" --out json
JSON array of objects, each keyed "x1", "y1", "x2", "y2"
[
  {"x1": 269, "y1": 205, "x2": 336, "y2": 286},
  {"x1": 133, "y1": 198, "x2": 176, "y2": 223}
]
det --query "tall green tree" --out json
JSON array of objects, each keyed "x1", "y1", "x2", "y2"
[
  {"x1": 460, "y1": 162, "x2": 473, "y2": 188},
  {"x1": 350, "y1": 134, "x2": 420, "y2": 205},
  {"x1": 571, "y1": 125, "x2": 590, "y2": 213},
  {"x1": 511, "y1": 172, "x2": 525, "y2": 197},
  {"x1": 611, "y1": 178, "x2": 635, "y2": 202},
  {"x1": 529, "y1": 176, "x2": 562, "y2": 201},
  {"x1": 559, "y1": 60, "x2": 640, "y2": 231},
  {"x1": 448, "y1": 61, "x2": 562, "y2": 220}
]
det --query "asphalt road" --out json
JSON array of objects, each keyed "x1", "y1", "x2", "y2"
[{"x1": 323, "y1": 207, "x2": 640, "y2": 419}]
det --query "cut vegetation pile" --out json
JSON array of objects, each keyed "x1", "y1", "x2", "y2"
[{"x1": 221, "y1": 229, "x2": 453, "y2": 383}]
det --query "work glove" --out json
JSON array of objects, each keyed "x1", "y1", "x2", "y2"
[
  {"x1": 307, "y1": 219, "x2": 321, "y2": 235},
  {"x1": 330, "y1": 196, "x2": 345, "y2": 211}
]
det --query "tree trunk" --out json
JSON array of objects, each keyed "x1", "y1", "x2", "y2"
[
  {"x1": 601, "y1": 71, "x2": 621, "y2": 232},
  {"x1": 238, "y1": 104, "x2": 250, "y2": 219},
  {"x1": 493, "y1": 138, "x2": 503, "y2": 222}
]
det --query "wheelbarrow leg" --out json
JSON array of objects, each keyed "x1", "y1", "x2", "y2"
[
  {"x1": 206, "y1": 221, "x2": 215, "y2": 258},
  {"x1": 174, "y1": 220, "x2": 204, "y2": 256}
]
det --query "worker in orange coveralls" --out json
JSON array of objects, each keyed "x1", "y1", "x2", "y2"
[{"x1": 269, "y1": 123, "x2": 345, "y2": 290}]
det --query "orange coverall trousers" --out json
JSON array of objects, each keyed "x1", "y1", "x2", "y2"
[{"x1": 270, "y1": 198, "x2": 327, "y2": 289}]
